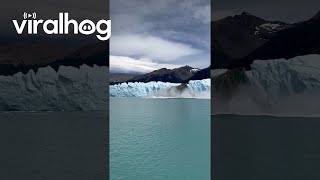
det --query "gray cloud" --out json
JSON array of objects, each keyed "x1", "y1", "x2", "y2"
[
  {"x1": 110, "y1": 56, "x2": 183, "y2": 74},
  {"x1": 110, "y1": 0, "x2": 210, "y2": 72},
  {"x1": 111, "y1": 34, "x2": 201, "y2": 62}
]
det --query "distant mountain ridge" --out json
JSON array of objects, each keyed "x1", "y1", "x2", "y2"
[
  {"x1": 212, "y1": 11, "x2": 291, "y2": 68},
  {"x1": 212, "y1": 10, "x2": 320, "y2": 69},
  {"x1": 0, "y1": 41, "x2": 108, "y2": 76},
  {"x1": 128, "y1": 66, "x2": 195, "y2": 83},
  {"x1": 110, "y1": 66, "x2": 210, "y2": 84},
  {"x1": 240, "y1": 11, "x2": 320, "y2": 66}
]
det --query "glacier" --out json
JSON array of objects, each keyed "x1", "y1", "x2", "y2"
[
  {"x1": 212, "y1": 54, "x2": 320, "y2": 116},
  {"x1": 0, "y1": 63, "x2": 209, "y2": 111},
  {"x1": 110, "y1": 79, "x2": 210, "y2": 98},
  {"x1": 250, "y1": 54, "x2": 320, "y2": 96},
  {"x1": 0, "y1": 65, "x2": 108, "y2": 111}
]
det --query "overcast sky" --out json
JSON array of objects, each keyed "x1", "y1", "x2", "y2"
[
  {"x1": 110, "y1": 0, "x2": 210, "y2": 74},
  {"x1": 212, "y1": 0, "x2": 320, "y2": 23}
]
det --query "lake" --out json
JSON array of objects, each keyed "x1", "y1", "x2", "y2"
[
  {"x1": 0, "y1": 111, "x2": 108, "y2": 180},
  {"x1": 110, "y1": 98, "x2": 210, "y2": 180},
  {"x1": 212, "y1": 114, "x2": 320, "y2": 180}
]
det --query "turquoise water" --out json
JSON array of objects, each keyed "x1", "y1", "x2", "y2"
[{"x1": 110, "y1": 98, "x2": 210, "y2": 180}]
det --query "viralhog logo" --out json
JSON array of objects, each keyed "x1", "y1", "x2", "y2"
[{"x1": 13, "y1": 12, "x2": 111, "y2": 41}]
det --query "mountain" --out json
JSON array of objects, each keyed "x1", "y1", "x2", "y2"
[
  {"x1": 48, "y1": 41, "x2": 109, "y2": 71},
  {"x1": 212, "y1": 11, "x2": 292, "y2": 69},
  {"x1": 185, "y1": 66, "x2": 210, "y2": 82},
  {"x1": 127, "y1": 66, "x2": 197, "y2": 83},
  {"x1": 110, "y1": 66, "x2": 210, "y2": 84},
  {"x1": 0, "y1": 41, "x2": 74, "y2": 65},
  {"x1": 0, "y1": 41, "x2": 109, "y2": 76},
  {"x1": 237, "y1": 10, "x2": 320, "y2": 67},
  {"x1": 311, "y1": 11, "x2": 320, "y2": 21}
]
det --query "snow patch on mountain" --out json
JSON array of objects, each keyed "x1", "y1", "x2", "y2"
[
  {"x1": 0, "y1": 65, "x2": 108, "y2": 111},
  {"x1": 190, "y1": 68, "x2": 200, "y2": 74},
  {"x1": 254, "y1": 22, "x2": 292, "y2": 37}
]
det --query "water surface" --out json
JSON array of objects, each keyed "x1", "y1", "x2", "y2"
[
  {"x1": 0, "y1": 111, "x2": 108, "y2": 180},
  {"x1": 212, "y1": 114, "x2": 320, "y2": 180},
  {"x1": 110, "y1": 98, "x2": 210, "y2": 180}
]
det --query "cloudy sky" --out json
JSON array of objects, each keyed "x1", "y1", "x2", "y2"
[
  {"x1": 110, "y1": 0, "x2": 210, "y2": 74},
  {"x1": 212, "y1": 0, "x2": 320, "y2": 23}
]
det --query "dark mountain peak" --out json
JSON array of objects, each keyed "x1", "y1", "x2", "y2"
[
  {"x1": 149, "y1": 67, "x2": 170, "y2": 75},
  {"x1": 126, "y1": 65, "x2": 196, "y2": 83},
  {"x1": 212, "y1": 12, "x2": 268, "y2": 62},
  {"x1": 310, "y1": 10, "x2": 320, "y2": 21},
  {"x1": 157, "y1": 68, "x2": 168, "y2": 71},
  {"x1": 241, "y1": 11, "x2": 252, "y2": 16},
  {"x1": 230, "y1": 11, "x2": 266, "y2": 27},
  {"x1": 238, "y1": 11, "x2": 320, "y2": 66},
  {"x1": 175, "y1": 65, "x2": 193, "y2": 71},
  {"x1": 184, "y1": 66, "x2": 210, "y2": 82},
  {"x1": 0, "y1": 41, "x2": 109, "y2": 76},
  {"x1": 212, "y1": 11, "x2": 295, "y2": 69}
]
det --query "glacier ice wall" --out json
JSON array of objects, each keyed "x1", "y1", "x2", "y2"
[
  {"x1": 212, "y1": 54, "x2": 320, "y2": 116},
  {"x1": 0, "y1": 65, "x2": 108, "y2": 111},
  {"x1": 187, "y1": 79, "x2": 211, "y2": 92},
  {"x1": 250, "y1": 54, "x2": 320, "y2": 96},
  {"x1": 110, "y1": 81, "x2": 176, "y2": 97},
  {"x1": 110, "y1": 79, "x2": 210, "y2": 98}
]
